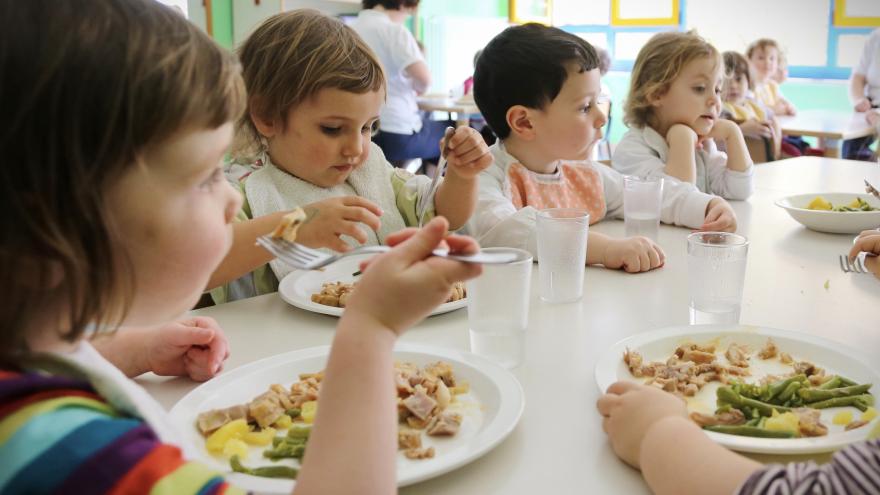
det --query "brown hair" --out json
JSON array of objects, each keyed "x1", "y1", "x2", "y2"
[
  {"x1": 746, "y1": 38, "x2": 779, "y2": 59},
  {"x1": 234, "y1": 10, "x2": 386, "y2": 158},
  {"x1": 0, "y1": 0, "x2": 245, "y2": 360},
  {"x1": 624, "y1": 30, "x2": 721, "y2": 128},
  {"x1": 723, "y1": 51, "x2": 753, "y2": 90}
]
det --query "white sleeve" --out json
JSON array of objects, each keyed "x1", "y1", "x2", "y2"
[
  {"x1": 701, "y1": 142, "x2": 754, "y2": 201},
  {"x1": 465, "y1": 165, "x2": 539, "y2": 258},
  {"x1": 596, "y1": 162, "x2": 714, "y2": 229},
  {"x1": 855, "y1": 30, "x2": 879, "y2": 77},
  {"x1": 611, "y1": 130, "x2": 668, "y2": 179},
  {"x1": 389, "y1": 26, "x2": 424, "y2": 73}
]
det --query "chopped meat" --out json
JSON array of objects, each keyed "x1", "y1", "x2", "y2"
[
  {"x1": 793, "y1": 361, "x2": 824, "y2": 378},
  {"x1": 792, "y1": 408, "x2": 828, "y2": 437},
  {"x1": 434, "y1": 380, "x2": 451, "y2": 410},
  {"x1": 423, "y1": 361, "x2": 456, "y2": 387},
  {"x1": 406, "y1": 416, "x2": 431, "y2": 429},
  {"x1": 675, "y1": 343, "x2": 716, "y2": 358},
  {"x1": 402, "y1": 385, "x2": 437, "y2": 421},
  {"x1": 689, "y1": 409, "x2": 746, "y2": 427},
  {"x1": 778, "y1": 352, "x2": 793, "y2": 365},
  {"x1": 725, "y1": 365, "x2": 751, "y2": 376},
  {"x1": 725, "y1": 344, "x2": 750, "y2": 368},
  {"x1": 404, "y1": 446, "x2": 435, "y2": 460},
  {"x1": 395, "y1": 371, "x2": 414, "y2": 396},
  {"x1": 270, "y1": 384, "x2": 295, "y2": 409},
  {"x1": 249, "y1": 388, "x2": 287, "y2": 428},
  {"x1": 758, "y1": 339, "x2": 778, "y2": 360},
  {"x1": 398, "y1": 428, "x2": 422, "y2": 450},
  {"x1": 808, "y1": 371, "x2": 829, "y2": 386},
  {"x1": 426, "y1": 411, "x2": 462, "y2": 436},
  {"x1": 845, "y1": 420, "x2": 869, "y2": 431},
  {"x1": 196, "y1": 404, "x2": 249, "y2": 435},
  {"x1": 680, "y1": 348, "x2": 716, "y2": 364},
  {"x1": 680, "y1": 383, "x2": 699, "y2": 397},
  {"x1": 270, "y1": 208, "x2": 307, "y2": 242}
]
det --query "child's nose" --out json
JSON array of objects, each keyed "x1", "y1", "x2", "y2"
[
  {"x1": 594, "y1": 106, "x2": 608, "y2": 127},
  {"x1": 341, "y1": 132, "x2": 362, "y2": 157}
]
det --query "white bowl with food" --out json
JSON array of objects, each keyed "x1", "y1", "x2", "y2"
[{"x1": 775, "y1": 193, "x2": 880, "y2": 234}]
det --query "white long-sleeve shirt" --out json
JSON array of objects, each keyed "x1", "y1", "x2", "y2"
[
  {"x1": 612, "y1": 126, "x2": 754, "y2": 200},
  {"x1": 465, "y1": 141, "x2": 717, "y2": 258}
]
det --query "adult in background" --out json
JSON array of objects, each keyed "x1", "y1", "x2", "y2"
[
  {"x1": 351, "y1": 0, "x2": 450, "y2": 165},
  {"x1": 847, "y1": 27, "x2": 880, "y2": 161}
]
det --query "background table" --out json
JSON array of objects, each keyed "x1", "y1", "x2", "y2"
[
  {"x1": 777, "y1": 110, "x2": 876, "y2": 158},
  {"x1": 417, "y1": 95, "x2": 480, "y2": 126},
  {"x1": 141, "y1": 156, "x2": 880, "y2": 494}
]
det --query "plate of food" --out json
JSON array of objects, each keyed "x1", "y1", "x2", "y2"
[
  {"x1": 775, "y1": 193, "x2": 880, "y2": 234},
  {"x1": 169, "y1": 344, "x2": 524, "y2": 493},
  {"x1": 595, "y1": 325, "x2": 878, "y2": 454},
  {"x1": 277, "y1": 253, "x2": 467, "y2": 317}
]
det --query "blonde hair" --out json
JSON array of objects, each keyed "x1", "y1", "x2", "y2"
[
  {"x1": 233, "y1": 9, "x2": 385, "y2": 158},
  {"x1": 624, "y1": 30, "x2": 721, "y2": 128}
]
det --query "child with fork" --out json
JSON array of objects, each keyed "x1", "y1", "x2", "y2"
[
  {"x1": 0, "y1": 2, "x2": 483, "y2": 492},
  {"x1": 209, "y1": 10, "x2": 491, "y2": 302}
]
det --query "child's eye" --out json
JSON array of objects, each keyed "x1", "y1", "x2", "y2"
[
  {"x1": 362, "y1": 121, "x2": 378, "y2": 134},
  {"x1": 581, "y1": 103, "x2": 593, "y2": 113},
  {"x1": 200, "y1": 167, "x2": 223, "y2": 191},
  {"x1": 320, "y1": 125, "x2": 342, "y2": 135},
  {"x1": 693, "y1": 86, "x2": 706, "y2": 94}
]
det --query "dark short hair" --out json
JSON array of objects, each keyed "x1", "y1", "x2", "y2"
[
  {"x1": 723, "y1": 51, "x2": 752, "y2": 90},
  {"x1": 473, "y1": 23, "x2": 599, "y2": 140},
  {"x1": 362, "y1": 0, "x2": 419, "y2": 8}
]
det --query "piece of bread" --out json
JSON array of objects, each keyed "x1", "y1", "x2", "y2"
[{"x1": 270, "y1": 208, "x2": 307, "y2": 243}]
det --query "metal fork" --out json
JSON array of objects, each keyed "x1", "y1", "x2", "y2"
[
  {"x1": 416, "y1": 126, "x2": 456, "y2": 227},
  {"x1": 866, "y1": 179, "x2": 880, "y2": 200},
  {"x1": 257, "y1": 236, "x2": 520, "y2": 271},
  {"x1": 839, "y1": 253, "x2": 870, "y2": 274}
]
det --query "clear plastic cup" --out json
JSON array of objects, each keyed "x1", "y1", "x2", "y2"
[
  {"x1": 536, "y1": 208, "x2": 590, "y2": 303},
  {"x1": 467, "y1": 248, "x2": 532, "y2": 369},
  {"x1": 687, "y1": 232, "x2": 749, "y2": 325},
  {"x1": 624, "y1": 176, "x2": 664, "y2": 241}
]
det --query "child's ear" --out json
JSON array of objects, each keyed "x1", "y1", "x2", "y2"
[
  {"x1": 506, "y1": 105, "x2": 535, "y2": 140},
  {"x1": 249, "y1": 99, "x2": 277, "y2": 138}
]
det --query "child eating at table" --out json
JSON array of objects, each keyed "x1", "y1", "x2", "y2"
[
  {"x1": 613, "y1": 31, "x2": 754, "y2": 202},
  {"x1": 0, "y1": 1, "x2": 483, "y2": 493},
  {"x1": 597, "y1": 381, "x2": 880, "y2": 494},
  {"x1": 467, "y1": 24, "x2": 738, "y2": 273},
  {"x1": 721, "y1": 51, "x2": 786, "y2": 160},
  {"x1": 211, "y1": 9, "x2": 491, "y2": 302}
]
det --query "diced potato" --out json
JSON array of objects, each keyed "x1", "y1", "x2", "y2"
[
  {"x1": 301, "y1": 401, "x2": 318, "y2": 424},
  {"x1": 273, "y1": 414, "x2": 293, "y2": 430},
  {"x1": 206, "y1": 419, "x2": 250, "y2": 454},
  {"x1": 833, "y1": 410, "x2": 854, "y2": 426},
  {"x1": 807, "y1": 196, "x2": 832, "y2": 211},
  {"x1": 242, "y1": 427, "x2": 276, "y2": 446},
  {"x1": 848, "y1": 198, "x2": 863, "y2": 209},
  {"x1": 765, "y1": 411, "x2": 799, "y2": 435},
  {"x1": 449, "y1": 381, "x2": 470, "y2": 395},
  {"x1": 222, "y1": 438, "x2": 249, "y2": 459},
  {"x1": 863, "y1": 407, "x2": 878, "y2": 422}
]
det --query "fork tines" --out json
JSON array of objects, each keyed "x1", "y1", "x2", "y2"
[
  {"x1": 839, "y1": 253, "x2": 868, "y2": 274},
  {"x1": 256, "y1": 236, "x2": 319, "y2": 270}
]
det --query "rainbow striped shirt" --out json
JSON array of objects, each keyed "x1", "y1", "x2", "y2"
[{"x1": 0, "y1": 370, "x2": 245, "y2": 494}]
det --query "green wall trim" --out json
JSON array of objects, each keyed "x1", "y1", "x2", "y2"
[{"x1": 211, "y1": 0, "x2": 234, "y2": 49}]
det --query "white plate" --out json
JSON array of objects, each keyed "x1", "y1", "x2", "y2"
[
  {"x1": 170, "y1": 344, "x2": 524, "y2": 493},
  {"x1": 278, "y1": 254, "x2": 467, "y2": 317},
  {"x1": 595, "y1": 324, "x2": 880, "y2": 455},
  {"x1": 775, "y1": 192, "x2": 880, "y2": 234}
]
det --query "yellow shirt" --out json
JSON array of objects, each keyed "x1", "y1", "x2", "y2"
[
  {"x1": 753, "y1": 80, "x2": 782, "y2": 110},
  {"x1": 723, "y1": 99, "x2": 768, "y2": 121}
]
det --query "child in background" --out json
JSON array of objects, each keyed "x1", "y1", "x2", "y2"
[
  {"x1": 597, "y1": 381, "x2": 880, "y2": 494},
  {"x1": 468, "y1": 24, "x2": 733, "y2": 273},
  {"x1": 212, "y1": 10, "x2": 492, "y2": 302},
  {"x1": 747, "y1": 38, "x2": 796, "y2": 116},
  {"x1": 720, "y1": 51, "x2": 786, "y2": 160},
  {"x1": 613, "y1": 31, "x2": 753, "y2": 204},
  {"x1": 0, "y1": 2, "x2": 483, "y2": 493}
]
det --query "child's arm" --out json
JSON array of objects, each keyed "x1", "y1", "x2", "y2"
[
  {"x1": 597, "y1": 382, "x2": 762, "y2": 495},
  {"x1": 700, "y1": 197, "x2": 737, "y2": 232},
  {"x1": 850, "y1": 73, "x2": 872, "y2": 112},
  {"x1": 294, "y1": 218, "x2": 482, "y2": 495},
  {"x1": 91, "y1": 316, "x2": 228, "y2": 381},
  {"x1": 664, "y1": 124, "x2": 699, "y2": 183},
  {"x1": 707, "y1": 119, "x2": 752, "y2": 173},
  {"x1": 849, "y1": 230, "x2": 880, "y2": 279},
  {"x1": 206, "y1": 197, "x2": 382, "y2": 290},
  {"x1": 434, "y1": 126, "x2": 493, "y2": 230},
  {"x1": 587, "y1": 232, "x2": 665, "y2": 273}
]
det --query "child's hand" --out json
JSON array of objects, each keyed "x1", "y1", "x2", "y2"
[
  {"x1": 738, "y1": 119, "x2": 772, "y2": 139},
  {"x1": 442, "y1": 126, "x2": 493, "y2": 180},
  {"x1": 867, "y1": 110, "x2": 880, "y2": 127},
  {"x1": 849, "y1": 230, "x2": 880, "y2": 279},
  {"x1": 855, "y1": 98, "x2": 872, "y2": 112},
  {"x1": 596, "y1": 382, "x2": 688, "y2": 468},
  {"x1": 700, "y1": 198, "x2": 737, "y2": 232},
  {"x1": 344, "y1": 217, "x2": 483, "y2": 335},
  {"x1": 144, "y1": 316, "x2": 230, "y2": 382},
  {"x1": 602, "y1": 237, "x2": 665, "y2": 273},
  {"x1": 295, "y1": 197, "x2": 383, "y2": 252},
  {"x1": 706, "y1": 118, "x2": 742, "y2": 142},
  {"x1": 666, "y1": 123, "x2": 698, "y2": 147}
]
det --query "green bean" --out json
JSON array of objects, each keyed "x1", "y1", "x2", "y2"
[
  {"x1": 263, "y1": 442, "x2": 306, "y2": 460},
  {"x1": 777, "y1": 381, "x2": 802, "y2": 402},
  {"x1": 838, "y1": 376, "x2": 858, "y2": 387},
  {"x1": 718, "y1": 386, "x2": 791, "y2": 416},
  {"x1": 808, "y1": 394, "x2": 874, "y2": 411},
  {"x1": 817, "y1": 376, "x2": 842, "y2": 390},
  {"x1": 799, "y1": 384, "x2": 872, "y2": 402},
  {"x1": 230, "y1": 455, "x2": 298, "y2": 479},
  {"x1": 768, "y1": 375, "x2": 807, "y2": 401},
  {"x1": 285, "y1": 408, "x2": 302, "y2": 418},
  {"x1": 287, "y1": 424, "x2": 312, "y2": 439},
  {"x1": 704, "y1": 425, "x2": 796, "y2": 438}
]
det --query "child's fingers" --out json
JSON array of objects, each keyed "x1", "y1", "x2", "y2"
[
  {"x1": 342, "y1": 196, "x2": 383, "y2": 217},
  {"x1": 337, "y1": 221, "x2": 369, "y2": 245},
  {"x1": 446, "y1": 126, "x2": 474, "y2": 149},
  {"x1": 654, "y1": 244, "x2": 667, "y2": 266},
  {"x1": 327, "y1": 235, "x2": 352, "y2": 253},
  {"x1": 849, "y1": 235, "x2": 880, "y2": 259},
  {"x1": 392, "y1": 217, "x2": 450, "y2": 264},
  {"x1": 167, "y1": 322, "x2": 215, "y2": 347},
  {"x1": 443, "y1": 234, "x2": 480, "y2": 255},
  {"x1": 597, "y1": 393, "x2": 621, "y2": 416},
  {"x1": 384, "y1": 227, "x2": 420, "y2": 247},
  {"x1": 648, "y1": 246, "x2": 662, "y2": 268},
  {"x1": 422, "y1": 255, "x2": 483, "y2": 284},
  {"x1": 344, "y1": 206, "x2": 382, "y2": 232},
  {"x1": 606, "y1": 381, "x2": 641, "y2": 395},
  {"x1": 453, "y1": 146, "x2": 490, "y2": 166}
]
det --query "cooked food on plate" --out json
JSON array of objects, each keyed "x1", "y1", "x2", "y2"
[
  {"x1": 311, "y1": 281, "x2": 466, "y2": 308},
  {"x1": 270, "y1": 208, "x2": 307, "y2": 242},
  {"x1": 806, "y1": 196, "x2": 878, "y2": 212}
]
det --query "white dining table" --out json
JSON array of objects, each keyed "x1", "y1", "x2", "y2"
[{"x1": 140, "y1": 156, "x2": 880, "y2": 495}]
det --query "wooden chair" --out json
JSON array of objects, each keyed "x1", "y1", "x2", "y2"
[{"x1": 744, "y1": 135, "x2": 774, "y2": 164}]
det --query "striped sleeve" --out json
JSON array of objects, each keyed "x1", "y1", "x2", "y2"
[
  {"x1": 735, "y1": 438, "x2": 880, "y2": 495},
  {"x1": 0, "y1": 371, "x2": 245, "y2": 495}
]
